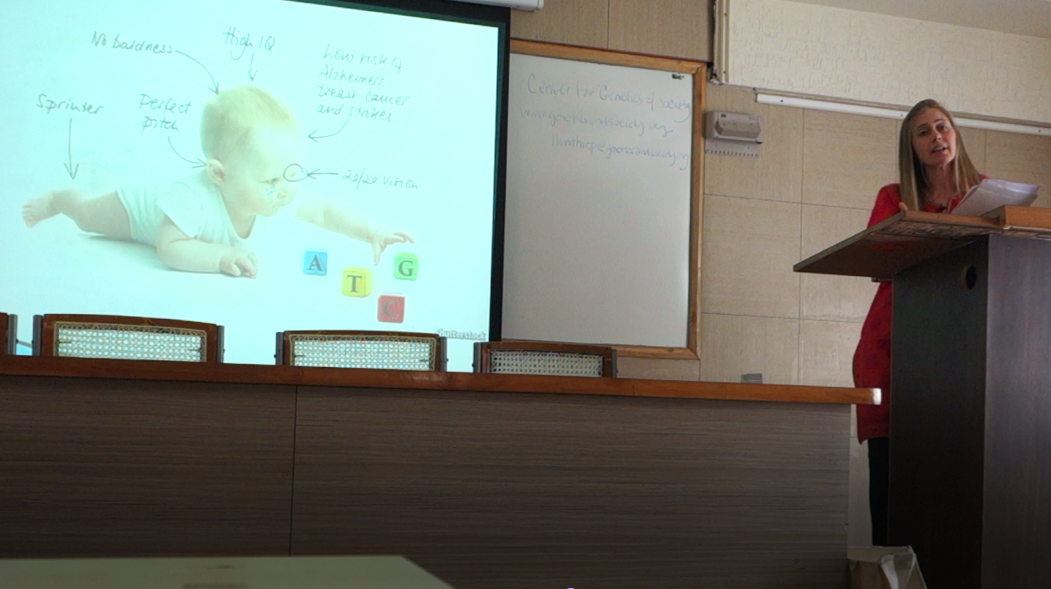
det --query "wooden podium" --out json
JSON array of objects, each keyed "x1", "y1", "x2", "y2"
[{"x1": 797, "y1": 206, "x2": 1051, "y2": 589}]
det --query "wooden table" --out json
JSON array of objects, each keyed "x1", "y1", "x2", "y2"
[
  {"x1": 0, "y1": 555, "x2": 452, "y2": 589},
  {"x1": 0, "y1": 357, "x2": 877, "y2": 589}
]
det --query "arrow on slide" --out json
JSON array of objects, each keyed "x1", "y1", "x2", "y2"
[
  {"x1": 247, "y1": 53, "x2": 258, "y2": 81},
  {"x1": 283, "y1": 163, "x2": 338, "y2": 182},
  {"x1": 168, "y1": 136, "x2": 207, "y2": 169},
  {"x1": 306, "y1": 168, "x2": 339, "y2": 180},
  {"x1": 63, "y1": 118, "x2": 79, "y2": 180},
  {"x1": 308, "y1": 118, "x2": 348, "y2": 143},
  {"x1": 175, "y1": 49, "x2": 220, "y2": 94}
]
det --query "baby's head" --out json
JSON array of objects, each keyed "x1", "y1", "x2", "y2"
[{"x1": 200, "y1": 86, "x2": 303, "y2": 217}]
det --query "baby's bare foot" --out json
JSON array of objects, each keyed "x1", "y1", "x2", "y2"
[{"x1": 22, "y1": 193, "x2": 58, "y2": 228}]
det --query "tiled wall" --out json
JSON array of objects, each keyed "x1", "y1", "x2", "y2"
[
  {"x1": 508, "y1": 0, "x2": 1051, "y2": 546},
  {"x1": 700, "y1": 82, "x2": 1051, "y2": 545}
]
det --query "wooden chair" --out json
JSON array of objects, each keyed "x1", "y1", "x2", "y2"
[
  {"x1": 0, "y1": 313, "x2": 15, "y2": 356},
  {"x1": 473, "y1": 341, "x2": 617, "y2": 377},
  {"x1": 33, "y1": 314, "x2": 223, "y2": 363},
  {"x1": 276, "y1": 330, "x2": 447, "y2": 372}
]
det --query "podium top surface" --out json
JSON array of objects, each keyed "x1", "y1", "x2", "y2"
[{"x1": 795, "y1": 206, "x2": 1051, "y2": 279}]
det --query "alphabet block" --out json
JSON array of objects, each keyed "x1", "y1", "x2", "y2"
[
  {"x1": 378, "y1": 294, "x2": 405, "y2": 323},
  {"x1": 342, "y1": 267, "x2": 371, "y2": 297},
  {"x1": 394, "y1": 253, "x2": 418, "y2": 281},
  {"x1": 303, "y1": 251, "x2": 328, "y2": 276}
]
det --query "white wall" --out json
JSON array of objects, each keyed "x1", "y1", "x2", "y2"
[{"x1": 727, "y1": 0, "x2": 1051, "y2": 124}]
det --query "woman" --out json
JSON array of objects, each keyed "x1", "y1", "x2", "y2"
[{"x1": 853, "y1": 99, "x2": 983, "y2": 546}]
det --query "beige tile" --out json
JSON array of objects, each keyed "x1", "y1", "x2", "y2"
[
  {"x1": 699, "y1": 313, "x2": 798, "y2": 385},
  {"x1": 803, "y1": 110, "x2": 897, "y2": 209},
  {"x1": 510, "y1": 0, "x2": 608, "y2": 48},
  {"x1": 800, "y1": 316, "x2": 867, "y2": 549},
  {"x1": 850, "y1": 402, "x2": 857, "y2": 440},
  {"x1": 986, "y1": 130, "x2": 1051, "y2": 208},
  {"x1": 609, "y1": 0, "x2": 711, "y2": 61},
  {"x1": 800, "y1": 204, "x2": 871, "y2": 259},
  {"x1": 849, "y1": 435, "x2": 872, "y2": 547},
  {"x1": 616, "y1": 357, "x2": 699, "y2": 381},
  {"x1": 701, "y1": 195, "x2": 801, "y2": 318},
  {"x1": 958, "y1": 127, "x2": 986, "y2": 173},
  {"x1": 798, "y1": 319, "x2": 861, "y2": 388},
  {"x1": 704, "y1": 85, "x2": 804, "y2": 203},
  {"x1": 800, "y1": 205, "x2": 878, "y2": 322},
  {"x1": 703, "y1": 83, "x2": 753, "y2": 114},
  {"x1": 805, "y1": 325, "x2": 870, "y2": 545},
  {"x1": 801, "y1": 275, "x2": 877, "y2": 324}
]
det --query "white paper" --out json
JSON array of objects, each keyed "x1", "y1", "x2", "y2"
[
  {"x1": 848, "y1": 546, "x2": 928, "y2": 589},
  {"x1": 952, "y1": 178, "x2": 1040, "y2": 216}
]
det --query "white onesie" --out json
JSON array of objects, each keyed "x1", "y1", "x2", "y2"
[{"x1": 117, "y1": 171, "x2": 286, "y2": 247}]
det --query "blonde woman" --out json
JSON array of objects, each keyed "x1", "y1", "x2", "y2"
[{"x1": 853, "y1": 99, "x2": 984, "y2": 545}]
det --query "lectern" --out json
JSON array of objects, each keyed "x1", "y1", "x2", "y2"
[{"x1": 796, "y1": 205, "x2": 1051, "y2": 589}]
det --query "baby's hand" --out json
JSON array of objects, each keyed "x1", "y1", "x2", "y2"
[
  {"x1": 369, "y1": 230, "x2": 415, "y2": 265},
  {"x1": 219, "y1": 247, "x2": 259, "y2": 278}
]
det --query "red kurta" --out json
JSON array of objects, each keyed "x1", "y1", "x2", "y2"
[{"x1": 852, "y1": 183, "x2": 971, "y2": 442}]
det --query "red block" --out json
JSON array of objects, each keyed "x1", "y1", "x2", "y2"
[{"x1": 378, "y1": 294, "x2": 405, "y2": 323}]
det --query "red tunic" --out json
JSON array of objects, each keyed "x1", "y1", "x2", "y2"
[{"x1": 852, "y1": 183, "x2": 969, "y2": 442}]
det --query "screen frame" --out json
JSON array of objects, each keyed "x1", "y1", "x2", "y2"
[{"x1": 293, "y1": 0, "x2": 510, "y2": 342}]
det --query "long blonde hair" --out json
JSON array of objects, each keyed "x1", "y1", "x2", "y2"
[{"x1": 898, "y1": 99, "x2": 982, "y2": 211}]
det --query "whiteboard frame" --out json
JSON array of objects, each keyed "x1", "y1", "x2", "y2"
[{"x1": 508, "y1": 40, "x2": 707, "y2": 360}]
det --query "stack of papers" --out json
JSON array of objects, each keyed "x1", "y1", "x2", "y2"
[{"x1": 952, "y1": 178, "x2": 1040, "y2": 216}]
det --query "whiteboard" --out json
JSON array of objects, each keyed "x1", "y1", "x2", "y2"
[{"x1": 503, "y1": 53, "x2": 694, "y2": 348}]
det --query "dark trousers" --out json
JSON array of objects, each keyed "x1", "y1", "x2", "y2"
[{"x1": 867, "y1": 436, "x2": 889, "y2": 546}]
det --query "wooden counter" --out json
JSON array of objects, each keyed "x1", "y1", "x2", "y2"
[{"x1": 0, "y1": 357, "x2": 877, "y2": 589}]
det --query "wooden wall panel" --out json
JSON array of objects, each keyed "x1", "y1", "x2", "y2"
[
  {"x1": 0, "y1": 377, "x2": 296, "y2": 557},
  {"x1": 701, "y1": 195, "x2": 801, "y2": 317},
  {"x1": 699, "y1": 314, "x2": 799, "y2": 384},
  {"x1": 958, "y1": 127, "x2": 987, "y2": 173},
  {"x1": 615, "y1": 355, "x2": 699, "y2": 380},
  {"x1": 509, "y1": 0, "x2": 609, "y2": 49},
  {"x1": 291, "y1": 386, "x2": 850, "y2": 588},
  {"x1": 609, "y1": 0, "x2": 712, "y2": 61},
  {"x1": 798, "y1": 319, "x2": 861, "y2": 389},
  {"x1": 799, "y1": 205, "x2": 875, "y2": 322},
  {"x1": 985, "y1": 131, "x2": 1051, "y2": 208},
  {"x1": 704, "y1": 85, "x2": 804, "y2": 203},
  {"x1": 802, "y1": 110, "x2": 897, "y2": 209}
]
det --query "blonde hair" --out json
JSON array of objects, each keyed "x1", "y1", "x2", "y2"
[
  {"x1": 200, "y1": 85, "x2": 298, "y2": 162},
  {"x1": 898, "y1": 99, "x2": 982, "y2": 211}
]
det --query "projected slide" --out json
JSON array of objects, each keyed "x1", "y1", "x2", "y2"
[{"x1": 0, "y1": 0, "x2": 500, "y2": 370}]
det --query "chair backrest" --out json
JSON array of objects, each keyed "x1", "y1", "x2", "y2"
[
  {"x1": 33, "y1": 314, "x2": 223, "y2": 363},
  {"x1": 276, "y1": 331, "x2": 447, "y2": 372},
  {"x1": 473, "y1": 341, "x2": 617, "y2": 378},
  {"x1": 0, "y1": 313, "x2": 15, "y2": 356}
]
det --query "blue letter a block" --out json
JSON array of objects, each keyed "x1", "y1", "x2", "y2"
[{"x1": 303, "y1": 251, "x2": 328, "y2": 276}]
